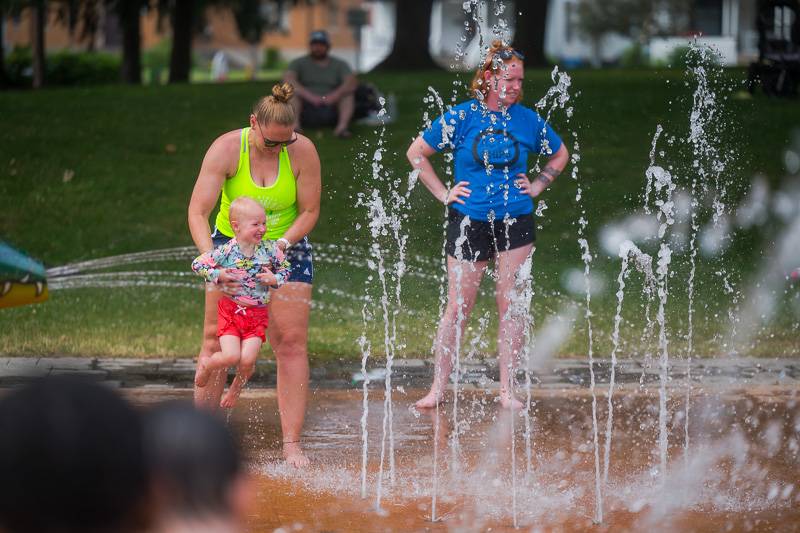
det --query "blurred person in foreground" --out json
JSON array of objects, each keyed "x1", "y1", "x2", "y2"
[
  {"x1": 144, "y1": 401, "x2": 255, "y2": 533},
  {"x1": 0, "y1": 376, "x2": 151, "y2": 533},
  {"x1": 283, "y1": 30, "x2": 357, "y2": 138}
]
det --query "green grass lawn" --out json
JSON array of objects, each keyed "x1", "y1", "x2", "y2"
[{"x1": 1, "y1": 67, "x2": 798, "y2": 360}]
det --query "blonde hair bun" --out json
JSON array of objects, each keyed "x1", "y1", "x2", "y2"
[
  {"x1": 253, "y1": 83, "x2": 296, "y2": 126},
  {"x1": 271, "y1": 83, "x2": 294, "y2": 104}
]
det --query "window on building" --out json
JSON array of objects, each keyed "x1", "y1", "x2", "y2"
[
  {"x1": 693, "y1": 0, "x2": 723, "y2": 36},
  {"x1": 327, "y1": 0, "x2": 339, "y2": 30},
  {"x1": 770, "y1": 5, "x2": 796, "y2": 41},
  {"x1": 565, "y1": 1, "x2": 579, "y2": 43},
  {"x1": 260, "y1": 3, "x2": 289, "y2": 32}
]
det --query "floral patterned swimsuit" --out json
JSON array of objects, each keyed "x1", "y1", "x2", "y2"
[{"x1": 191, "y1": 238, "x2": 291, "y2": 307}]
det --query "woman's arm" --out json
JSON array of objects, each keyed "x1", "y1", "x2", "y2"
[
  {"x1": 516, "y1": 143, "x2": 569, "y2": 199},
  {"x1": 406, "y1": 136, "x2": 471, "y2": 205},
  {"x1": 280, "y1": 136, "x2": 321, "y2": 250},
  {"x1": 539, "y1": 143, "x2": 570, "y2": 184},
  {"x1": 188, "y1": 134, "x2": 237, "y2": 254}
]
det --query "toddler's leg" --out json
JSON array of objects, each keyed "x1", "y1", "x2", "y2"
[
  {"x1": 220, "y1": 337, "x2": 261, "y2": 408},
  {"x1": 196, "y1": 335, "x2": 242, "y2": 387}
]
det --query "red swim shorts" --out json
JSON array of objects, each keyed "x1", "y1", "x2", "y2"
[{"x1": 217, "y1": 297, "x2": 269, "y2": 342}]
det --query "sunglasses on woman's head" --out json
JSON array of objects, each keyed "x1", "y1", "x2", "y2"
[{"x1": 495, "y1": 48, "x2": 525, "y2": 61}]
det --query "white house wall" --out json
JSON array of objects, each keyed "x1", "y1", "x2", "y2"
[
  {"x1": 359, "y1": 1, "x2": 395, "y2": 72},
  {"x1": 545, "y1": 0, "x2": 757, "y2": 66},
  {"x1": 284, "y1": 0, "x2": 758, "y2": 71},
  {"x1": 650, "y1": 36, "x2": 738, "y2": 64},
  {"x1": 430, "y1": 0, "x2": 515, "y2": 70},
  {"x1": 545, "y1": 0, "x2": 630, "y2": 65}
]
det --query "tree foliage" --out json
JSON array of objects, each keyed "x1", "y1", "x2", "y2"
[
  {"x1": 223, "y1": 0, "x2": 304, "y2": 48},
  {"x1": 232, "y1": 0, "x2": 264, "y2": 44}
]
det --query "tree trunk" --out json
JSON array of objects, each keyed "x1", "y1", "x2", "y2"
[
  {"x1": 75, "y1": 0, "x2": 100, "y2": 52},
  {"x1": 512, "y1": 0, "x2": 551, "y2": 68},
  {"x1": 375, "y1": 0, "x2": 437, "y2": 70},
  {"x1": 119, "y1": 1, "x2": 142, "y2": 84},
  {"x1": 169, "y1": 0, "x2": 194, "y2": 83},
  {"x1": 250, "y1": 43, "x2": 258, "y2": 80},
  {"x1": 591, "y1": 35, "x2": 602, "y2": 68},
  {"x1": 0, "y1": 14, "x2": 8, "y2": 88},
  {"x1": 31, "y1": 0, "x2": 46, "y2": 88}
]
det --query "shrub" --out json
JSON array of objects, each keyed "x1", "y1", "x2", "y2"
[
  {"x1": 47, "y1": 50, "x2": 119, "y2": 85},
  {"x1": 142, "y1": 39, "x2": 171, "y2": 71},
  {"x1": 263, "y1": 47, "x2": 285, "y2": 70},
  {"x1": 5, "y1": 46, "x2": 120, "y2": 87},
  {"x1": 620, "y1": 43, "x2": 647, "y2": 68},
  {"x1": 667, "y1": 45, "x2": 721, "y2": 70},
  {"x1": 142, "y1": 39, "x2": 201, "y2": 83},
  {"x1": 6, "y1": 46, "x2": 33, "y2": 86}
]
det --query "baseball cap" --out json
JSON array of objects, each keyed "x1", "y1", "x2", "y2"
[{"x1": 309, "y1": 30, "x2": 330, "y2": 45}]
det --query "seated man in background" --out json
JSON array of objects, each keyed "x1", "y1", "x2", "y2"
[{"x1": 284, "y1": 30, "x2": 357, "y2": 138}]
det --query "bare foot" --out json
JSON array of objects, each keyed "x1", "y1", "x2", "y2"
[
  {"x1": 219, "y1": 372, "x2": 247, "y2": 409},
  {"x1": 219, "y1": 390, "x2": 237, "y2": 409},
  {"x1": 283, "y1": 442, "x2": 310, "y2": 468},
  {"x1": 499, "y1": 390, "x2": 524, "y2": 410},
  {"x1": 220, "y1": 380, "x2": 245, "y2": 409},
  {"x1": 194, "y1": 357, "x2": 212, "y2": 387},
  {"x1": 414, "y1": 389, "x2": 444, "y2": 409}
]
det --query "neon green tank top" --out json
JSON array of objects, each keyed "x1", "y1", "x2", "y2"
[{"x1": 215, "y1": 127, "x2": 298, "y2": 240}]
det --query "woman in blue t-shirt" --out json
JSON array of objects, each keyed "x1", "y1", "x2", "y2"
[{"x1": 407, "y1": 41, "x2": 569, "y2": 410}]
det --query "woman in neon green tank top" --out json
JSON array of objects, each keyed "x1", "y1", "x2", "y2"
[{"x1": 188, "y1": 83, "x2": 321, "y2": 468}]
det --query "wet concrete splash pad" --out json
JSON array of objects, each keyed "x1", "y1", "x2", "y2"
[{"x1": 129, "y1": 385, "x2": 800, "y2": 532}]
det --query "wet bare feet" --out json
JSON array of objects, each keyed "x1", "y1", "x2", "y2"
[
  {"x1": 283, "y1": 441, "x2": 310, "y2": 468},
  {"x1": 414, "y1": 389, "x2": 444, "y2": 409},
  {"x1": 220, "y1": 378, "x2": 245, "y2": 409},
  {"x1": 194, "y1": 356, "x2": 212, "y2": 387},
  {"x1": 499, "y1": 390, "x2": 524, "y2": 410}
]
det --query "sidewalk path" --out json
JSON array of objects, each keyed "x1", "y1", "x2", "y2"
[{"x1": 1, "y1": 356, "x2": 798, "y2": 390}]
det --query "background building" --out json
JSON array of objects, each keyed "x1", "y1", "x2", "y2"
[
  {"x1": 546, "y1": 0, "x2": 762, "y2": 66},
  {"x1": 1, "y1": 0, "x2": 771, "y2": 73}
]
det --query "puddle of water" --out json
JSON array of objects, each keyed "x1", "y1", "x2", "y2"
[{"x1": 127, "y1": 386, "x2": 800, "y2": 532}]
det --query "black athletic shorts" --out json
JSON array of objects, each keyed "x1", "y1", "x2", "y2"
[
  {"x1": 445, "y1": 207, "x2": 535, "y2": 262},
  {"x1": 300, "y1": 103, "x2": 338, "y2": 128}
]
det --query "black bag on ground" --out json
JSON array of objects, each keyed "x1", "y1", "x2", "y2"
[{"x1": 354, "y1": 82, "x2": 382, "y2": 120}]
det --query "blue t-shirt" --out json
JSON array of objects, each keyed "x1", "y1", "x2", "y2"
[{"x1": 422, "y1": 99, "x2": 562, "y2": 221}]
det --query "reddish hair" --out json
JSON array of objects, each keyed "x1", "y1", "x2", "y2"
[{"x1": 469, "y1": 40, "x2": 525, "y2": 102}]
